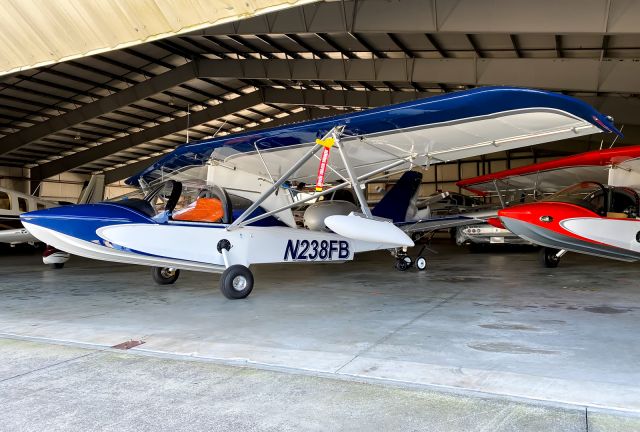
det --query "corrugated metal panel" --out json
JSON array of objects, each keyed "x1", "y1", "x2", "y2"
[{"x1": 0, "y1": 0, "x2": 319, "y2": 76}]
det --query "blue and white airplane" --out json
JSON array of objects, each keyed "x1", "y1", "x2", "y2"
[{"x1": 20, "y1": 87, "x2": 620, "y2": 299}]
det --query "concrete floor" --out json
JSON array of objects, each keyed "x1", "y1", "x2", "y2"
[
  {"x1": 1, "y1": 243, "x2": 639, "y2": 429},
  {"x1": 2, "y1": 337, "x2": 639, "y2": 432}
]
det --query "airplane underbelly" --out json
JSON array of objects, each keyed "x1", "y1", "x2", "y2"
[{"x1": 560, "y1": 217, "x2": 640, "y2": 253}]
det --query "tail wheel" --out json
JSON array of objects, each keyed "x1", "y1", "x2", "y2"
[
  {"x1": 151, "y1": 267, "x2": 180, "y2": 285},
  {"x1": 220, "y1": 265, "x2": 254, "y2": 299},
  {"x1": 539, "y1": 247, "x2": 560, "y2": 268},
  {"x1": 415, "y1": 256, "x2": 427, "y2": 271}
]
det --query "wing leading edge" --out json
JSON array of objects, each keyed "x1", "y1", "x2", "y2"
[{"x1": 127, "y1": 87, "x2": 621, "y2": 187}]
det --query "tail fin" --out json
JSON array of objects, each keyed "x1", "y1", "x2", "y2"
[
  {"x1": 78, "y1": 174, "x2": 105, "y2": 204},
  {"x1": 371, "y1": 171, "x2": 423, "y2": 222}
]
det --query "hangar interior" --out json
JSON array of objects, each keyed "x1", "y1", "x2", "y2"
[
  {"x1": 1, "y1": 1, "x2": 640, "y2": 431},
  {"x1": 2, "y1": 0, "x2": 640, "y2": 200}
]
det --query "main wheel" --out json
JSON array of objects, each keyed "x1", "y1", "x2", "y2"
[
  {"x1": 539, "y1": 247, "x2": 560, "y2": 268},
  {"x1": 394, "y1": 256, "x2": 412, "y2": 271},
  {"x1": 220, "y1": 265, "x2": 254, "y2": 299},
  {"x1": 52, "y1": 263, "x2": 65, "y2": 269},
  {"x1": 415, "y1": 256, "x2": 427, "y2": 271},
  {"x1": 151, "y1": 267, "x2": 180, "y2": 284}
]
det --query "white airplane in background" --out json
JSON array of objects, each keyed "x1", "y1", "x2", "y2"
[
  {"x1": 0, "y1": 175, "x2": 106, "y2": 268},
  {"x1": 20, "y1": 87, "x2": 620, "y2": 298}
]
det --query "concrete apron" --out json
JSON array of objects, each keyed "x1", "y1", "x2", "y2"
[{"x1": 0, "y1": 243, "x2": 639, "y2": 413}]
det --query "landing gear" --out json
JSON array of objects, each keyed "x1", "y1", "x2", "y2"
[
  {"x1": 42, "y1": 246, "x2": 70, "y2": 268},
  {"x1": 394, "y1": 245, "x2": 428, "y2": 272},
  {"x1": 151, "y1": 267, "x2": 180, "y2": 284},
  {"x1": 539, "y1": 247, "x2": 564, "y2": 268},
  {"x1": 394, "y1": 255, "x2": 412, "y2": 271},
  {"x1": 220, "y1": 265, "x2": 254, "y2": 299}
]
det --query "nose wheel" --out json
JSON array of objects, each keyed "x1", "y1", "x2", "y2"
[
  {"x1": 220, "y1": 265, "x2": 254, "y2": 299},
  {"x1": 539, "y1": 247, "x2": 565, "y2": 268}
]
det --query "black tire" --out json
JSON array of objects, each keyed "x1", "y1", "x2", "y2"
[
  {"x1": 415, "y1": 256, "x2": 427, "y2": 271},
  {"x1": 151, "y1": 267, "x2": 180, "y2": 285},
  {"x1": 52, "y1": 263, "x2": 64, "y2": 269},
  {"x1": 220, "y1": 265, "x2": 254, "y2": 299},
  {"x1": 539, "y1": 247, "x2": 560, "y2": 268},
  {"x1": 394, "y1": 257, "x2": 411, "y2": 271}
]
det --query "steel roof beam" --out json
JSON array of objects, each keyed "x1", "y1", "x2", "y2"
[
  {"x1": 0, "y1": 62, "x2": 198, "y2": 157},
  {"x1": 466, "y1": 34, "x2": 484, "y2": 58},
  {"x1": 30, "y1": 91, "x2": 263, "y2": 181},
  {"x1": 510, "y1": 34, "x2": 523, "y2": 58},
  {"x1": 425, "y1": 34, "x2": 448, "y2": 58},
  {"x1": 100, "y1": 107, "x2": 347, "y2": 183},
  {"x1": 195, "y1": 58, "x2": 640, "y2": 94},
  {"x1": 263, "y1": 88, "x2": 431, "y2": 107}
]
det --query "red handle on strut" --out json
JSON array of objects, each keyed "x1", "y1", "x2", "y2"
[{"x1": 315, "y1": 137, "x2": 335, "y2": 192}]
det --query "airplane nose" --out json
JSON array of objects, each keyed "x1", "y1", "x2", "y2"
[{"x1": 497, "y1": 205, "x2": 533, "y2": 221}]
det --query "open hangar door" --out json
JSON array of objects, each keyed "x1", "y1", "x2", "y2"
[{"x1": 0, "y1": 1, "x2": 640, "y2": 431}]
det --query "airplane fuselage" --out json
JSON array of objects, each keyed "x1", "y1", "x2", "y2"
[
  {"x1": 499, "y1": 202, "x2": 640, "y2": 262},
  {"x1": 21, "y1": 202, "x2": 399, "y2": 273}
]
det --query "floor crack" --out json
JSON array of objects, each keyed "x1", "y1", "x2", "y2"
[
  {"x1": 0, "y1": 351, "x2": 97, "y2": 384},
  {"x1": 335, "y1": 289, "x2": 463, "y2": 373}
]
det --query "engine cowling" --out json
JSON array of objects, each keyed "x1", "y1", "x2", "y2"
[{"x1": 303, "y1": 200, "x2": 359, "y2": 231}]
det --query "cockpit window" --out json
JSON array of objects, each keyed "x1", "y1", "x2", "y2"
[
  {"x1": 17, "y1": 197, "x2": 28, "y2": 212},
  {"x1": 609, "y1": 187, "x2": 639, "y2": 218},
  {"x1": 542, "y1": 182, "x2": 608, "y2": 215},
  {"x1": 0, "y1": 191, "x2": 10, "y2": 210}
]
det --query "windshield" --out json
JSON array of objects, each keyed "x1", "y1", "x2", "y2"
[{"x1": 541, "y1": 181, "x2": 607, "y2": 215}]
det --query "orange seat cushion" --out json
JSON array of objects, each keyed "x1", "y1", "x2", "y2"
[
  {"x1": 172, "y1": 198, "x2": 224, "y2": 223},
  {"x1": 606, "y1": 212, "x2": 628, "y2": 219}
]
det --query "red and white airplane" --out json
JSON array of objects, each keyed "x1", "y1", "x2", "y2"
[{"x1": 459, "y1": 146, "x2": 640, "y2": 267}]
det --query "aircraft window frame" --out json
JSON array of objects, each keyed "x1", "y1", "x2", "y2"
[
  {"x1": 0, "y1": 191, "x2": 10, "y2": 210},
  {"x1": 541, "y1": 181, "x2": 608, "y2": 215},
  {"x1": 609, "y1": 187, "x2": 640, "y2": 218},
  {"x1": 17, "y1": 197, "x2": 28, "y2": 212}
]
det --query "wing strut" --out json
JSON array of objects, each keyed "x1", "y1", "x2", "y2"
[
  {"x1": 333, "y1": 128, "x2": 372, "y2": 217},
  {"x1": 227, "y1": 125, "x2": 415, "y2": 230},
  {"x1": 227, "y1": 127, "x2": 340, "y2": 230}
]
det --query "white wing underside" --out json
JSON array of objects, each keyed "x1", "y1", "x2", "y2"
[
  {"x1": 212, "y1": 109, "x2": 602, "y2": 183},
  {"x1": 463, "y1": 157, "x2": 640, "y2": 195}
]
